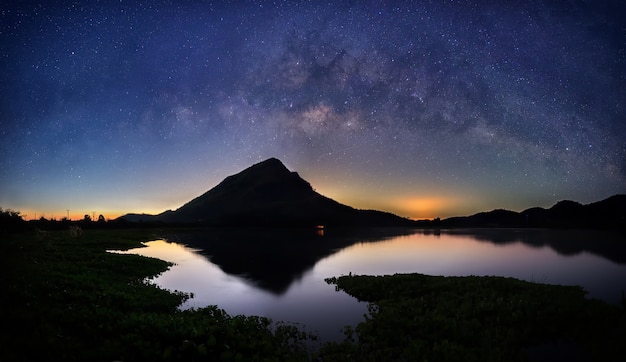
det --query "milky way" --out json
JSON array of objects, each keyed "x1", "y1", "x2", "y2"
[{"x1": 1, "y1": 1, "x2": 625, "y2": 220}]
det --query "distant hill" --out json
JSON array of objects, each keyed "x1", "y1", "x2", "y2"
[
  {"x1": 118, "y1": 158, "x2": 414, "y2": 227},
  {"x1": 437, "y1": 194, "x2": 626, "y2": 229}
]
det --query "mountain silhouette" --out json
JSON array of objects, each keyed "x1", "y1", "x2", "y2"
[
  {"x1": 438, "y1": 194, "x2": 626, "y2": 229},
  {"x1": 118, "y1": 158, "x2": 624, "y2": 229},
  {"x1": 120, "y1": 158, "x2": 414, "y2": 227}
]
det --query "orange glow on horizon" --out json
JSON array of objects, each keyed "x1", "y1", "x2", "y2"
[
  {"x1": 387, "y1": 190, "x2": 490, "y2": 220},
  {"x1": 390, "y1": 196, "x2": 459, "y2": 220},
  {"x1": 14, "y1": 209, "x2": 129, "y2": 222}
]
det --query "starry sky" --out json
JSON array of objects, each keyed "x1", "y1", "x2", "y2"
[{"x1": 1, "y1": 1, "x2": 625, "y2": 221}]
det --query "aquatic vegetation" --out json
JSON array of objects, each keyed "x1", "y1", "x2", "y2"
[{"x1": 322, "y1": 274, "x2": 626, "y2": 361}]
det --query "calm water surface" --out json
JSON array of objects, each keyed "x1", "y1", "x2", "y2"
[{"x1": 115, "y1": 228, "x2": 626, "y2": 342}]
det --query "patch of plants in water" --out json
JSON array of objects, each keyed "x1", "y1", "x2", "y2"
[{"x1": 321, "y1": 274, "x2": 626, "y2": 361}]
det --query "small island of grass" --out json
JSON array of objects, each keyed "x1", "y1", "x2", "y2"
[{"x1": 321, "y1": 273, "x2": 625, "y2": 361}]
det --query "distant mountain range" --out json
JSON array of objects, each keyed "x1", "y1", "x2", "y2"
[
  {"x1": 430, "y1": 194, "x2": 626, "y2": 229},
  {"x1": 118, "y1": 158, "x2": 625, "y2": 229}
]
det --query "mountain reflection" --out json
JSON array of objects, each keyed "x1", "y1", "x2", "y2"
[
  {"x1": 442, "y1": 229, "x2": 626, "y2": 264},
  {"x1": 159, "y1": 227, "x2": 417, "y2": 294}
]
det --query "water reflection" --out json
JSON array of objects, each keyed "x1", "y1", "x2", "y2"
[
  {"x1": 158, "y1": 227, "x2": 416, "y2": 294},
  {"x1": 117, "y1": 228, "x2": 626, "y2": 341},
  {"x1": 152, "y1": 228, "x2": 626, "y2": 302},
  {"x1": 443, "y1": 229, "x2": 626, "y2": 264}
]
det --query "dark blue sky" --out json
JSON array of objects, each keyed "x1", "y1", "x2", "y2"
[{"x1": 1, "y1": 1, "x2": 625, "y2": 220}]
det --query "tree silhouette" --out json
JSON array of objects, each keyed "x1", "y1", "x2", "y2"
[{"x1": 0, "y1": 208, "x2": 26, "y2": 232}]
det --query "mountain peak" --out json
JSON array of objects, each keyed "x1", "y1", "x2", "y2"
[
  {"x1": 256, "y1": 157, "x2": 286, "y2": 168},
  {"x1": 245, "y1": 157, "x2": 290, "y2": 176},
  {"x1": 222, "y1": 158, "x2": 303, "y2": 192}
]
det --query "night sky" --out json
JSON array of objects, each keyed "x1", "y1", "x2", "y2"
[{"x1": 2, "y1": 1, "x2": 625, "y2": 221}]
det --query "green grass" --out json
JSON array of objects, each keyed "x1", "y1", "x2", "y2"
[{"x1": 321, "y1": 274, "x2": 626, "y2": 361}]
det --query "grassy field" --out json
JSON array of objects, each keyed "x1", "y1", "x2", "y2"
[{"x1": 2, "y1": 228, "x2": 624, "y2": 361}]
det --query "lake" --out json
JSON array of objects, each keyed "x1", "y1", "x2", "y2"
[{"x1": 114, "y1": 228, "x2": 626, "y2": 342}]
